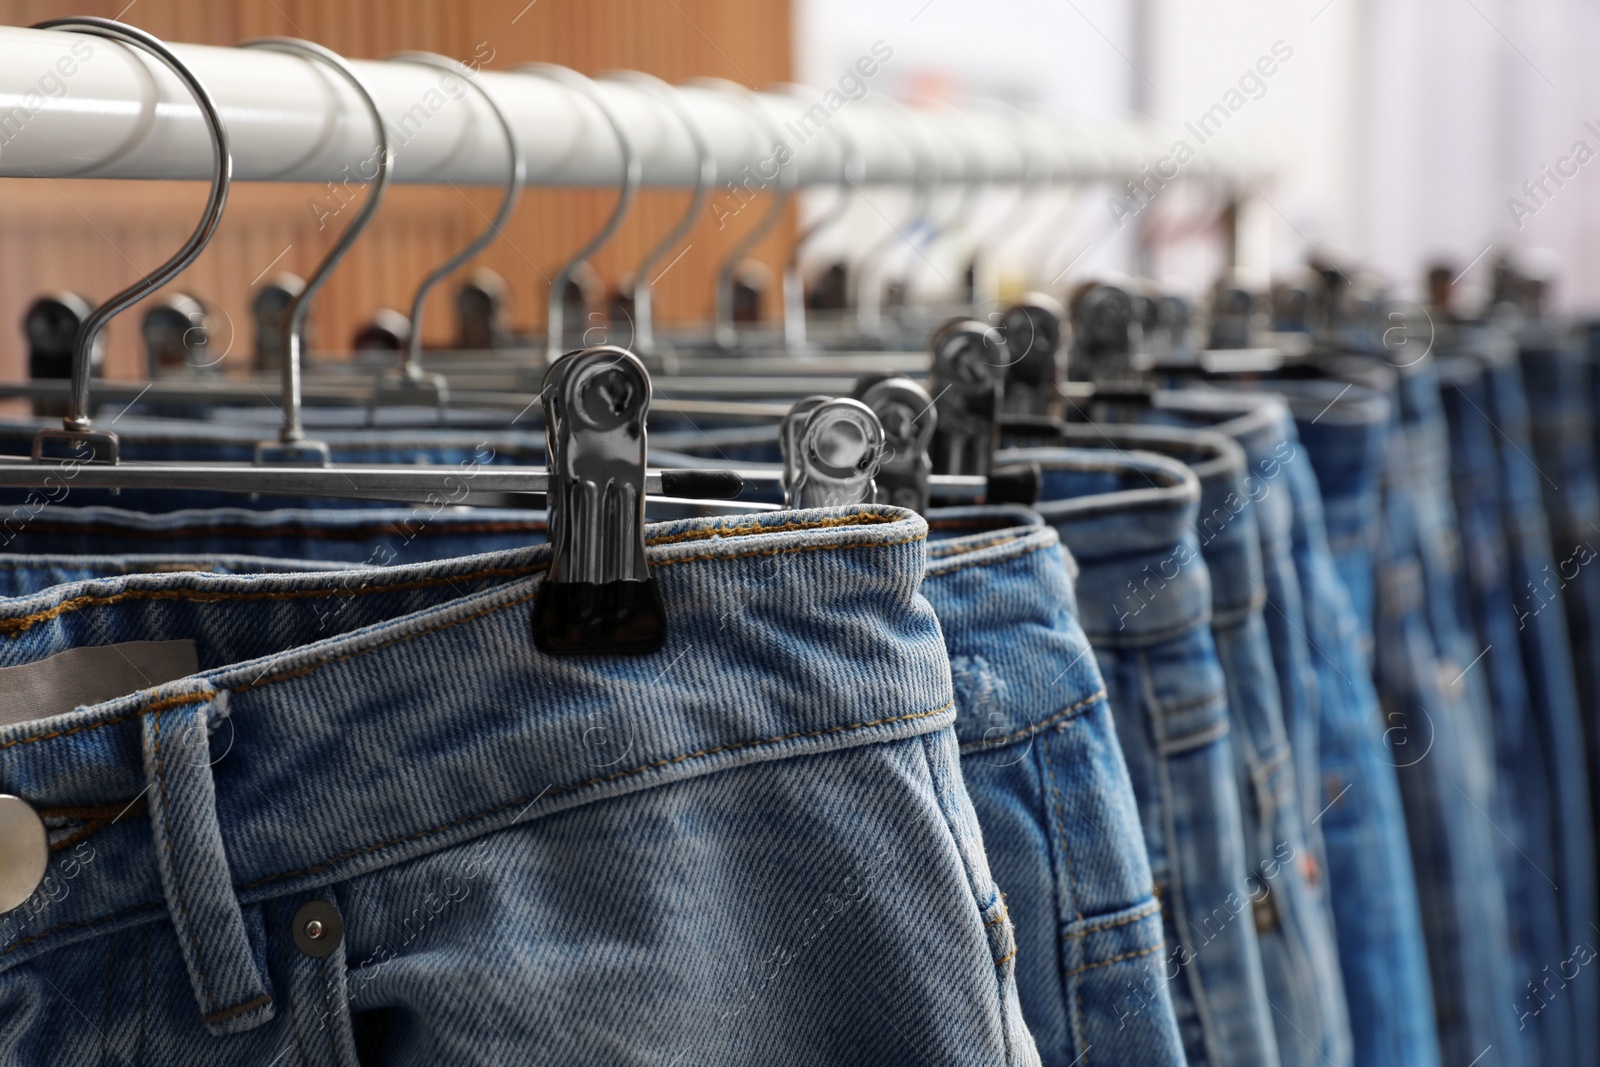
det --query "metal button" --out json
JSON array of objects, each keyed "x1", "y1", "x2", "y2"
[
  {"x1": 0, "y1": 795, "x2": 48, "y2": 915},
  {"x1": 291, "y1": 899, "x2": 344, "y2": 959}
]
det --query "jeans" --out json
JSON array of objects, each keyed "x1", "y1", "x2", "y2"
[
  {"x1": 925, "y1": 505, "x2": 1186, "y2": 1067},
  {"x1": 1437, "y1": 352, "x2": 1575, "y2": 1063},
  {"x1": 1143, "y1": 387, "x2": 1442, "y2": 1067},
  {"x1": 1475, "y1": 339, "x2": 1600, "y2": 1065},
  {"x1": 1016, "y1": 421, "x2": 1351, "y2": 1067},
  {"x1": 0, "y1": 551, "x2": 355, "y2": 596},
  {"x1": 0, "y1": 505, "x2": 550, "y2": 566},
  {"x1": 0, "y1": 504, "x2": 1040, "y2": 1066},
  {"x1": 1363, "y1": 366, "x2": 1526, "y2": 1067},
  {"x1": 999, "y1": 445, "x2": 1280, "y2": 1067}
]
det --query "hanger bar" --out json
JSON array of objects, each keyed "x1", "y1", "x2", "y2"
[
  {"x1": 0, "y1": 379, "x2": 791, "y2": 420},
  {"x1": 728, "y1": 467, "x2": 1009, "y2": 504},
  {"x1": 0, "y1": 456, "x2": 742, "y2": 500},
  {"x1": 0, "y1": 27, "x2": 1275, "y2": 187}
]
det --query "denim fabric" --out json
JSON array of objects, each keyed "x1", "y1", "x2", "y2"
[
  {"x1": 994, "y1": 445, "x2": 1280, "y2": 1067},
  {"x1": 1021, "y1": 423, "x2": 1350, "y2": 1067},
  {"x1": 1357, "y1": 368, "x2": 1526, "y2": 1067},
  {"x1": 924, "y1": 506, "x2": 1186, "y2": 1067},
  {"x1": 1436, "y1": 352, "x2": 1575, "y2": 1062},
  {"x1": 0, "y1": 506, "x2": 549, "y2": 566},
  {"x1": 1473, "y1": 337, "x2": 1600, "y2": 1064},
  {"x1": 1520, "y1": 334, "x2": 1600, "y2": 956},
  {"x1": 0, "y1": 553, "x2": 355, "y2": 596},
  {"x1": 1143, "y1": 388, "x2": 1442, "y2": 1067},
  {"x1": 0, "y1": 505, "x2": 1041, "y2": 1066}
]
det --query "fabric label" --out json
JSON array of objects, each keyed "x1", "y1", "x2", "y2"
[{"x1": 0, "y1": 639, "x2": 200, "y2": 726}]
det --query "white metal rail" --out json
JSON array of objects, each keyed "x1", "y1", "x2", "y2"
[{"x1": 0, "y1": 26, "x2": 1272, "y2": 188}]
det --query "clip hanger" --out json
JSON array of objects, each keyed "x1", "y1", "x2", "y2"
[
  {"x1": 534, "y1": 345, "x2": 666, "y2": 655},
  {"x1": 1071, "y1": 283, "x2": 1154, "y2": 401},
  {"x1": 854, "y1": 376, "x2": 934, "y2": 513},
  {"x1": 780, "y1": 396, "x2": 884, "y2": 509},
  {"x1": 927, "y1": 318, "x2": 1006, "y2": 476},
  {"x1": 1000, "y1": 292, "x2": 1066, "y2": 417}
]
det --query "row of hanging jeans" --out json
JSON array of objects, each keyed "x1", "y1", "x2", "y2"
[{"x1": 0, "y1": 312, "x2": 1596, "y2": 1067}]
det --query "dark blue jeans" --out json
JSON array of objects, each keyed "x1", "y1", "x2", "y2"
[
  {"x1": 1140, "y1": 388, "x2": 1442, "y2": 1067},
  {"x1": 1436, "y1": 352, "x2": 1573, "y2": 1064},
  {"x1": 1475, "y1": 338, "x2": 1600, "y2": 1066},
  {"x1": 1015, "y1": 423, "x2": 1352, "y2": 1067}
]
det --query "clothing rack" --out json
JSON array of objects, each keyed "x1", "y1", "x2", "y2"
[{"x1": 0, "y1": 25, "x2": 1274, "y2": 189}]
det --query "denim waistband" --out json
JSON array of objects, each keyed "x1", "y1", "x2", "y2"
[
  {"x1": 993, "y1": 446, "x2": 1206, "y2": 645},
  {"x1": 1257, "y1": 379, "x2": 1389, "y2": 558},
  {"x1": 1025, "y1": 423, "x2": 1262, "y2": 622},
  {"x1": 1139, "y1": 391, "x2": 1301, "y2": 572},
  {"x1": 0, "y1": 553, "x2": 356, "y2": 597},
  {"x1": 0, "y1": 505, "x2": 954, "y2": 1027},
  {"x1": 921, "y1": 511, "x2": 1102, "y2": 750}
]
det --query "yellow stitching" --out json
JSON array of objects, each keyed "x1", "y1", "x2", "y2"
[
  {"x1": 1063, "y1": 941, "x2": 1165, "y2": 978},
  {"x1": 0, "y1": 900, "x2": 162, "y2": 958},
  {"x1": 644, "y1": 511, "x2": 905, "y2": 547},
  {"x1": 0, "y1": 565, "x2": 546, "y2": 638},
  {"x1": 957, "y1": 688, "x2": 1107, "y2": 753},
  {"x1": 1060, "y1": 898, "x2": 1164, "y2": 939},
  {"x1": 649, "y1": 531, "x2": 928, "y2": 566},
  {"x1": 201, "y1": 993, "x2": 271, "y2": 1025},
  {"x1": 927, "y1": 537, "x2": 1054, "y2": 577},
  {"x1": 927, "y1": 530, "x2": 1028, "y2": 557},
  {"x1": 235, "y1": 700, "x2": 956, "y2": 892},
  {"x1": 994, "y1": 947, "x2": 1018, "y2": 966},
  {"x1": 0, "y1": 689, "x2": 213, "y2": 751},
  {"x1": 983, "y1": 905, "x2": 1010, "y2": 928}
]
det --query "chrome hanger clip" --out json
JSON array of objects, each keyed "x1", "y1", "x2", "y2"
[
  {"x1": 1073, "y1": 284, "x2": 1154, "y2": 401},
  {"x1": 534, "y1": 345, "x2": 666, "y2": 655},
  {"x1": 1000, "y1": 293, "x2": 1066, "y2": 418},
  {"x1": 853, "y1": 375, "x2": 933, "y2": 514},
  {"x1": 781, "y1": 397, "x2": 884, "y2": 509},
  {"x1": 927, "y1": 318, "x2": 1005, "y2": 477}
]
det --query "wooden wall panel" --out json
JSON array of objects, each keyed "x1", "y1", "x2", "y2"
[{"x1": 0, "y1": 0, "x2": 794, "y2": 380}]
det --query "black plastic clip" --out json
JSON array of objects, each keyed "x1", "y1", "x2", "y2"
[
  {"x1": 927, "y1": 318, "x2": 1006, "y2": 477},
  {"x1": 780, "y1": 396, "x2": 884, "y2": 509},
  {"x1": 853, "y1": 375, "x2": 934, "y2": 514},
  {"x1": 533, "y1": 345, "x2": 666, "y2": 655}
]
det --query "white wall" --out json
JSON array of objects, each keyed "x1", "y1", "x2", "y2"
[{"x1": 798, "y1": 0, "x2": 1600, "y2": 311}]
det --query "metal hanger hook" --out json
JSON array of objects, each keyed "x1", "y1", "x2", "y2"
[
  {"x1": 687, "y1": 78, "x2": 800, "y2": 350},
  {"x1": 29, "y1": 17, "x2": 232, "y2": 458},
  {"x1": 239, "y1": 38, "x2": 393, "y2": 453},
  {"x1": 518, "y1": 64, "x2": 641, "y2": 364},
  {"x1": 600, "y1": 71, "x2": 716, "y2": 355},
  {"x1": 389, "y1": 51, "x2": 526, "y2": 384}
]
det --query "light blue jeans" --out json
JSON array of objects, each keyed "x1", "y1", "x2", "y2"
[
  {"x1": 0, "y1": 505, "x2": 1039, "y2": 1066},
  {"x1": 1000, "y1": 445, "x2": 1280, "y2": 1067},
  {"x1": 926, "y1": 505, "x2": 1186, "y2": 1067}
]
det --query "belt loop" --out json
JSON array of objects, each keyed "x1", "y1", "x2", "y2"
[{"x1": 142, "y1": 688, "x2": 275, "y2": 1036}]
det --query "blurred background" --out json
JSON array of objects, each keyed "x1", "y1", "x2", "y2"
[{"x1": 0, "y1": 0, "x2": 1591, "y2": 373}]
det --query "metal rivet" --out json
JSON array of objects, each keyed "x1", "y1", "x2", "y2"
[
  {"x1": 0, "y1": 795, "x2": 48, "y2": 916},
  {"x1": 291, "y1": 899, "x2": 343, "y2": 959}
]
